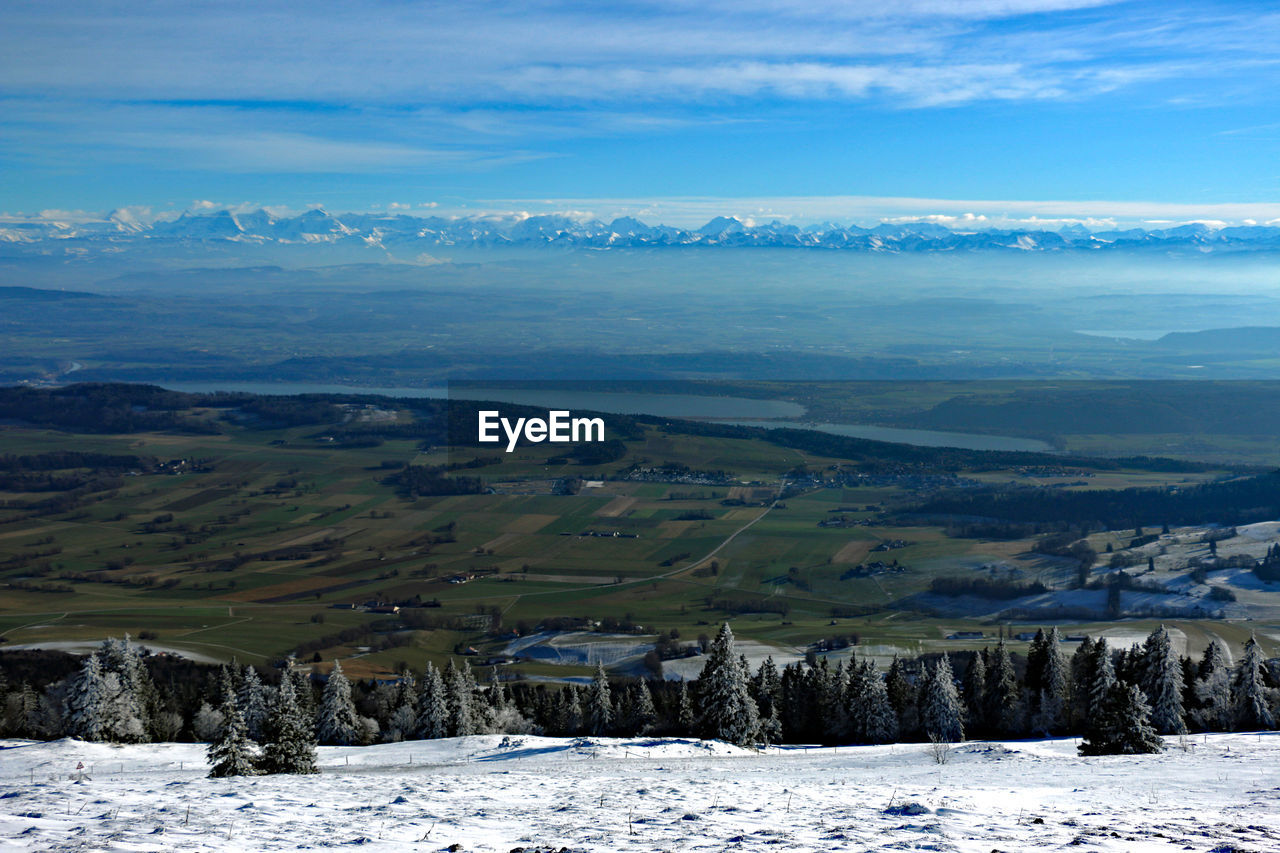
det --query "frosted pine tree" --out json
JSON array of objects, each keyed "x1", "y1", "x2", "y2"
[
  {"x1": 1031, "y1": 628, "x2": 1069, "y2": 735},
  {"x1": 848, "y1": 658, "x2": 898, "y2": 744},
  {"x1": 695, "y1": 623, "x2": 760, "y2": 747},
  {"x1": 101, "y1": 636, "x2": 154, "y2": 739},
  {"x1": 631, "y1": 681, "x2": 657, "y2": 735},
  {"x1": 258, "y1": 675, "x2": 317, "y2": 774},
  {"x1": 1079, "y1": 682, "x2": 1164, "y2": 755},
  {"x1": 561, "y1": 685, "x2": 583, "y2": 735},
  {"x1": 1194, "y1": 640, "x2": 1232, "y2": 732},
  {"x1": 583, "y1": 662, "x2": 613, "y2": 735},
  {"x1": 207, "y1": 693, "x2": 258, "y2": 777},
  {"x1": 415, "y1": 663, "x2": 448, "y2": 739},
  {"x1": 1138, "y1": 625, "x2": 1186, "y2": 734},
  {"x1": 63, "y1": 652, "x2": 108, "y2": 741},
  {"x1": 316, "y1": 660, "x2": 360, "y2": 745},
  {"x1": 444, "y1": 659, "x2": 476, "y2": 737},
  {"x1": 1087, "y1": 638, "x2": 1117, "y2": 717},
  {"x1": 238, "y1": 666, "x2": 270, "y2": 743},
  {"x1": 1231, "y1": 634, "x2": 1276, "y2": 731},
  {"x1": 676, "y1": 681, "x2": 695, "y2": 735},
  {"x1": 921, "y1": 653, "x2": 964, "y2": 743}
]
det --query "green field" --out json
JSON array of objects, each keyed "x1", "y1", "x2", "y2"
[{"x1": 0, "y1": 390, "x2": 1266, "y2": 678}]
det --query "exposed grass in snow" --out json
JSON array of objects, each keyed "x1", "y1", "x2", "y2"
[{"x1": 2, "y1": 733, "x2": 1279, "y2": 851}]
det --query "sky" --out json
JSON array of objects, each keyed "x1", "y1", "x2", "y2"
[{"x1": 3, "y1": 0, "x2": 1280, "y2": 226}]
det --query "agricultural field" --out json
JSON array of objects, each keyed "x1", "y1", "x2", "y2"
[{"x1": 1, "y1": 385, "x2": 1278, "y2": 679}]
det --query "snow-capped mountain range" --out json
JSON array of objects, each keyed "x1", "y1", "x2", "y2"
[{"x1": 5, "y1": 208, "x2": 1280, "y2": 255}]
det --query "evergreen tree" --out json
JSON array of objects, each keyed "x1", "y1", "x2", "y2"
[
  {"x1": 984, "y1": 641, "x2": 1021, "y2": 736},
  {"x1": 1078, "y1": 683, "x2": 1164, "y2": 755},
  {"x1": 443, "y1": 659, "x2": 476, "y2": 737},
  {"x1": 1138, "y1": 625, "x2": 1186, "y2": 734},
  {"x1": 631, "y1": 681, "x2": 657, "y2": 736},
  {"x1": 1087, "y1": 639, "x2": 1117, "y2": 720},
  {"x1": 1231, "y1": 634, "x2": 1276, "y2": 731},
  {"x1": 414, "y1": 662, "x2": 448, "y2": 739},
  {"x1": 386, "y1": 668, "x2": 417, "y2": 742},
  {"x1": 695, "y1": 623, "x2": 760, "y2": 747},
  {"x1": 1194, "y1": 640, "x2": 1232, "y2": 732},
  {"x1": 751, "y1": 657, "x2": 782, "y2": 745},
  {"x1": 1069, "y1": 636, "x2": 1097, "y2": 725},
  {"x1": 100, "y1": 636, "x2": 153, "y2": 740},
  {"x1": 1031, "y1": 627, "x2": 1069, "y2": 735},
  {"x1": 847, "y1": 658, "x2": 897, "y2": 744},
  {"x1": 237, "y1": 665, "x2": 270, "y2": 743},
  {"x1": 920, "y1": 654, "x2": 964, "y2": 743},
  {"x1": 207, "y1": 693, "x2": 258, "y2": 777},
  {"x1": 962, "y1": 651, "x2": 987, "y2": 735},
  {"x1": 885, "y1": 656, "x2": 919, "y2": 738},
  {"x1": 561, "y1": 685, "x2": 583, "y2": 735},
  {"x1": 676, "y1": 681, "x2": 695, "y2": 735},
  {"x1": 63, "y1": 652, "x2": 108, "y2": 741},
  {"x1": 316, "y1": 660, "x2": 360, "y2": 745},
  {"x1": 583, "y1": 662, "x2": 613, "y2": 735},
  {"x1": 820, "y1": 659, "x2": 849, "y2": 742},
  {"x1": 258, "y1": 675, "x2": 317, "y2": 774}
]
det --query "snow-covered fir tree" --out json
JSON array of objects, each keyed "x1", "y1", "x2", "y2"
[
  {"x1": 676, "y1": 681, "x2": 695, "y2": 734},
  {"x1": 1231, "y1": 634, "x2": 1276, "y2": 731},
  {"x1": 385, "y1": 668, "x2": 417, "y2": 742},
  {"x1": 414, "y1": 662, "x2": 448, "y2": 739},
  {"x1": 237, "y1": 665, "x2": 270, "y2": 743},
  {"x1": 62, "y1": 652, "x2": 108, "y2": 742},
  {"x1": 100, "y1": 636, "x2": 154, "y2": 739},
  {"x1": 1030, "y1": 628, "x2": 1069, "y2": 735},
  {"x1": 316, "y1": 660, "x2": 360, "y2": 745},
  {"x1": 847, "y1": 658, "x2": 897, "y2": 744},
  {"x1": 920, "y1": 653, "x2": 964, "y2": 743},
  {"x1": 1078, "y1": 682, "x2": 1164, "y2": 756},
  {"x1": 1087, "y1": 638, "x2": 1117, "y2": 718},
  {"x1": 630, "y1": 681, "x2": 657, "y2": 735},
  {"x1": 583, "y1": 662, "x2": 613, "y2": 735},
  {"x1": 443, "y1": 659, "x2": 476, "y2": 737},
  {"x1": 695, "y1": 623, "x2": 760, "y2": 747},
  {"x1": 258, "y1": 673, "x2": 317, "y2": 774},
  {"x1": 206, "y1": 693, "x2": 258, "y2": 777},
  {"x1": 1194, "y1": 640, "x2": 1232, "y2": 732},
  {"x1": 1138, "y1": 625, "x2": 1186, "y2": 734}
]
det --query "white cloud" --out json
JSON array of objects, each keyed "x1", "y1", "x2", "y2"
[{"x1": 472, "y1": 194, "x2": 1280, "y2": 229}]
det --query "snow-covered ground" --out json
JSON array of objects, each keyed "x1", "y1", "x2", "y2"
[{"x1": 3, "y1": 733, "x2": 1279, "y2": 852}]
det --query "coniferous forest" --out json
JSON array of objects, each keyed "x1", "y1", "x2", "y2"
[{"x1": 3, "y1": 623, "x2": 1277, "y2": 777}]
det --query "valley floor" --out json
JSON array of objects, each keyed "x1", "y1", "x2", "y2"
[{"x1": 1, "y1": 732, "x2": 1278, "y2": 852}]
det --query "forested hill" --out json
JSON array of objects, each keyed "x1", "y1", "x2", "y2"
[
  {"x1": 0, "y1": 383, "x2": 1215, "y2": 476},
  {"x1": 914, "y1": 470, "x2": 1280, "y2": 529}
]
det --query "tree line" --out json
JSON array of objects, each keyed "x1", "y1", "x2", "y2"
[{"x1": 2, "y1": 624, "x2": 1277, "y2": 776}]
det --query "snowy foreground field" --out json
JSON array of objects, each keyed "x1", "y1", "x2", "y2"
[{"x1": 2, "y1": 734, "x2": 1279, "y2": 852}]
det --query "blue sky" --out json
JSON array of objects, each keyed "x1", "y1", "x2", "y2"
[{"x1": 3, "y1": 0, "x2": 1279, "y2": 226}]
